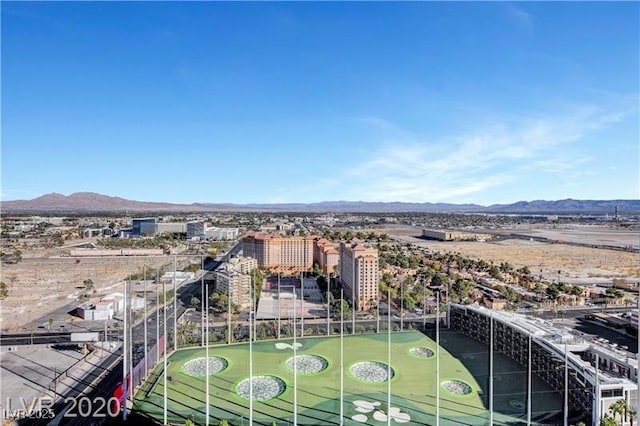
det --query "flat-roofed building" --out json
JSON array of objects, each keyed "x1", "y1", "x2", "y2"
[
  {"x1": 215, "y1": 267, "x2": 252, "y2": 309},
  {"x1": 206, "y1": 227, "x2": 239, "y2": 240},
  {"x1": 132, "y1": 218, "x2": 156, "y2": 236},
  {"x1": 187, "y1": 221, "x2": 206, "y2": 239},
  {"x1": 422, "y1": 229, "x2": 492, "y2": 242},
  {"x1": 156, "y1": 222, "x2": 187, "y2": 234},
  {"x1": 227, "y1": 256, "x2": 258, "y2": 274},
  {"x1": 339, "y1": 241, "x2": 379, "y2": 311}
]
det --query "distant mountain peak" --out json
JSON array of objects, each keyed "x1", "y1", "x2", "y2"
[{"x1": 1, "y1": 192, "x2": 638, "y2": 214}]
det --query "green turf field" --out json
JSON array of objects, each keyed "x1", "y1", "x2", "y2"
[{"x1": 133, "y1": 331, "x2": 562, "y2": 425}]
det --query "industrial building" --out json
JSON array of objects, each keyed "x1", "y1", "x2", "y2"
[
  {"x1": 422, "y1": 229, "x2": 492, "y2": 241},
  {"x1": 76, "y1": 292, "x2": 143, "y2": 320}
]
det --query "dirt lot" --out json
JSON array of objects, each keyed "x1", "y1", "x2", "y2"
[
  {"x1": 386, "y1": 227, "x2": 640, "y2": 283},
  {"x1": 0, "y1": 243, "x2": 172, "y2": 332}
]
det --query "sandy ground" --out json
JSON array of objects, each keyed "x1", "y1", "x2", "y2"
[
  {"x1": 386, "y1": 227, "x2": 640, "y2": 283},
  {"x1": 0, "y1": 242, "x2": 173, "y2": 332}
]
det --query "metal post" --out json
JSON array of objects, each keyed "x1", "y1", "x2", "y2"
[
  {"x1": 301, "y1": 272, "x2": 304, "y2": 338},
  {"x1": 163, "y1": 278, "x2": 167, "y2": 425},
  {"x1": 156, "y1": 273, "x2": 159, "y2": 362},
  {"x1": 205, "y1": 281, "x2": 210, "y2": 426},
  {"x1": 527, "y1": 330, "x2": 532, "y2": 426},
  {"x1": 173, "y1": 254, "x2": 177, "y2": 351},
  {"x1": 400, "y1": 280, "x2": 404, "y2": 331},
  {"x1": 201, "y1": 256, "x2": 205, "y2": 347},
  {"x1": 144, "y1": 266, "x2": 148, "y2": 375},
  {"x1": 564, "y1": 342, "x2": 568, "y2": 426},
  {"x1": 128, "y1": 279, "x2": 133, "y2": 400},
  {"x1": 294, "y1": 274, "x2": 298, "y2": 426},
  {"x1": 249, "y1": 275, "x2": 253, "y2": 425},
  {"x1": 122, "y1": 280, "x2": 127, "y2": 422},
  {"x1": 422, "y1": 278, "x2": 426, "y2": 330},
  {"x1": 278, "y1": 274, "x2": 281, "y2": 340},
  {"x1": 595, "y1": 353, "x2": 600, "y2": 425},
  {"x1": 489, "y1": 313, "x2": 494, "y2": 426},
  {"x1": 227, "y1": 274, "x2": 231, "y2": 345},
  {"x1": 352, "y1": 254, "x2": 356, "y2": 335},
  {"x1": 436, "y1": 288, "x2": 440, "y2": 426},
  {"x1": 637, "y1": 297, "x2": 640, "y2": 421},
  {"x1": 387, "y1": 285, "x2": 391, "y2": 426},
  {"x1": 104, "y1": 320, "x2": 108, "y2": 356},
  {"x1": 327, "y1": 274, "x2": 331, "y2": 336},
  {"x1": 340, "y1": 285, "x2": 344, "y2": 426},
  {"x1": 377, "y1": 277, "x2": 380, "y2": 334}
]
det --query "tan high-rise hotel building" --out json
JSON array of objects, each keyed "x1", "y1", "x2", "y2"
[{"x1": 339, "y1": 241, "x2": 379, "y2": 311}]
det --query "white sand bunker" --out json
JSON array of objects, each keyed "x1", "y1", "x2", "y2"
[{"x1": 182, "y1": 357, "x2": 228, "y2": 377}]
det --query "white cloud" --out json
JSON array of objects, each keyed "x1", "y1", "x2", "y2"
[
  {"x1": 342, "y1": 103, "x2": 635, "y2": 203},
  {"x1": 504, "y1": 4, "x2": 535, "y2": 31}
]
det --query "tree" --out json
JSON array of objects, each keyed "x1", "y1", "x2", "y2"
[
  {"x1": 0, "y1": 282, "x2": 7, "y2": 299},
  {"x1": 218, "y1": 420, "x2": 229, "y2": 426},
  {"x1": 599, "y1": 415, "x2": 618, "y2": 426},
  {"x1": 610, "y1": 399, "x2": 628, "y2": 425},
  {"x1": 47, "y1": 318, "x2": 54, "y2": 330},
  {"x1": 331, "y1": 298, "x2": 351, "y2": 319},
  {"x1": 190, "y1": 296, "x2": 200, "y2": 308},
  {"x1": 83, "y1": 279, "x2": 94, "y2": 291},
  {"x1": 546, "y1": 285, "x2": 560, "y2": 301}
]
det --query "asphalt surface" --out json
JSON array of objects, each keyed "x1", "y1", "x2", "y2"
[{"x1": 4, "y1": 246, "x2": 240, "y2": 426}]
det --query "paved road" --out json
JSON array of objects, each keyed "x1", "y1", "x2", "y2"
[{"x1": 7, "y1": 245, "x2": 240, "y2": 426}]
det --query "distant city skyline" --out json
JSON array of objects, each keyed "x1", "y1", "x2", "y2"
[{"x1": 2, "y1": 2, "x2": 638, "y2": 204}]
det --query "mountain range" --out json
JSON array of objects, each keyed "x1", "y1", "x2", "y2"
[{"x1": 1, "y1": 192, "x2": 639, "y2": 214}]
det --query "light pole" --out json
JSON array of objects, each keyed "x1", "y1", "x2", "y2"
[
  {"x1": 156, "y1": 271, "x2": 159, "y2": 362},
  {"x1": 340, "y1": 284, "x2": 344, "y2": 426},
  {"x1": 352, "y1": 254, "x2": 356, "y2": 335},
  {"x1": 201, "y1": 256, "x2": 205, "y2": 347},
  {"x1": 400, "y1": 279, "x2": 404, "y2": 331},
  {"x1": 387, "y1": 284, "x2": 391, "y2": 426},
  {"x1": 527, "y1": 330, "x2": 532, "y2": 426},
  {"x1": 326, "y1": 274, "x2": 331, "y2": 337},
  {"x1": 293, "y1": 275, "x2": 298, "y2": 426},
  {"x1": 173, "y1": 254, "x2": 177, "y2": 351},
  {"x1": 163, "y1": 278, "x2": 168, "y2": 425},
  {"x1": 249, "y1": 275, "x2": 253, "y2": 425},
  {"x1": 122, "y1": 280, "x2": 127, "y2": 422},
  {"x1": 144, "y1": 266, "x2": 148, "y2": 375},
  {"x1": 436, "y1": 287, "x2": 440, "y2": 426},
  {"x1": 205, "y1": 280, "x2": 210, "y2": 426}
]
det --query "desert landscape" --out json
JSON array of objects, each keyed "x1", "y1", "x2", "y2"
[
  {"x1": 386, "y1": 225, "x2": 640, "y2": 284},
  {"x1": 0, "y1": 242, "x2": 172, "y2": 332}
]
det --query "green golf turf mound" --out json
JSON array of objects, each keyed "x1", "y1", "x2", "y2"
[{"x1": 133, "y1": 331, "x2": 562, "y2": 425}]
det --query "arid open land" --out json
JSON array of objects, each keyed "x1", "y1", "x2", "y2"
[
  {"x1": 385, "y1": 225, "x2": 640, "y2": 284},
  {"x1": 0, "y1": 241, "x2": 171, "y2": 331}
]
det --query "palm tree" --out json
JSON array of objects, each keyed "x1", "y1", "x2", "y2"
[
  {"x1": 610, "y1": 399, "x2": 628, "y2": 425},
  {"x1": 630, "y1": 408, "x2": 637, "y2": 426}
]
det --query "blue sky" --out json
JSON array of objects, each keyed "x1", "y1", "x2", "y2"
[{"x1": 2, "y1": 2, "x2": 638, "y2": 205}]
